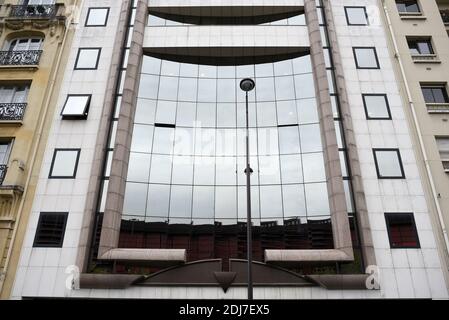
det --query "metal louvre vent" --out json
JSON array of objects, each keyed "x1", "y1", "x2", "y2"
[{"x1": 33, "y1": 212, "x2": 68, "y2": 248}]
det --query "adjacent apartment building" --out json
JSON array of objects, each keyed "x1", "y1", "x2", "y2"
[
  {"x1": 379, "y1": 0, "x2": 449, "y2": 276},
  {"x1": 4, "y1": 0, "x2": 449, "y2": 299},
  {"x1": 0, "y1": 0, "x2": 77, "y2": 298}
]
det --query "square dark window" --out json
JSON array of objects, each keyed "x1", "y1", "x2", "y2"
[
  {"x1": 345, "y1": 7, "x2": 368, "y2": 25},
  {"x1": 396, "y1": 0, "x2": 421, "y2": 14},
  {"x1": 74, "y1": 48, "x2": 101, "y2": 70},
  {"x1": 421, "y1": 84, "x2": 449, "y2": 104},
  {"x1": 373, "y1": 149, "x2": 405, "y2": 179},
  {"x1": 385, "y1": 213, "x2": 420, "y2": 249},
  {"x1": 49, "y1": 149, "x2": 81, "y2": 179},
  {"x1": 61, "y1": 94, "x2": 91, "y2": 119},
  {"x1": 362, "y1": 94, "x2": 392, "y2": 120},
  {"x1": 33, "y1": 212, "x2": 68, "y2": 248},
  {"x1": 407, "y1": 38, "x2": 434, "y2": 55},
  {"x1": 85, "y1": 7, "x2": 110, "y2": 27},
  {"x1": 353, "y1": 47, "x2": 380, "y2": 69}
]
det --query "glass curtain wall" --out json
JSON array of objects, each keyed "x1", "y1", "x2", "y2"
[
  {"x1": 91, "y1": 6, "x2": 366, "y2": 273},
  {"x1": 110, "y1": 11, "x2": 335, "y2": 265}
]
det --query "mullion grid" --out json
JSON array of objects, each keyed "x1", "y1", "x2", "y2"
[{"x1": 123, "y1": 56, "x2": 330, "y2": 225}]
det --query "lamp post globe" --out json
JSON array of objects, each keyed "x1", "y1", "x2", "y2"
[{"x1": 240, "y1": 78, "x2": 255, "y2": 92}]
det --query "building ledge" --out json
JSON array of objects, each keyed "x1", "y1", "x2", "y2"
[
  {"x1": 304, "y1": 274, "x2": 371, "y2": 290},
  {"x1": 426, "y1": 103, "x2": 449, "y2": 114},
  {"x1": 264, "y1": 249, "x2": 353, "y2": 267},
  {"x1": 0, "y1": 65, "x2": 39, "y2": 71},
  {"x1": 399, "y1": 13, "x2": 426, "y2": 20},
  {"x1": 412, "y1": 54, "x2": 441, "y2": 64},
  {"x1": 0, "y1": 120, "x2": 23, "y2": 126},
  {"x1": 99, "y1": 248, "x2": 187, "y2": 267},
  {"x1": 0, "y1": 185, "x2": 24, "y2": 192},
  {"x1": 79, "y1": 274, "x2": 145, "y2": 290}
]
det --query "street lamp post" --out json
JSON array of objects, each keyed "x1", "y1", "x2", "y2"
[{"x1": 239, "y1": 78, "x2": 255, "y2": 300}]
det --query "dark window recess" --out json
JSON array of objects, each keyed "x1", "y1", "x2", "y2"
[
  {"x1": 148, "y1": 11, "x2": 305, "y2": 26},
  {"x1": 407, "y1": 38, "x2": 433, "y2": 55},
  {"x1": 154, "y1": 123, "x2": 176, "y2": 128},
  {"x1": 118, "y1": 218, "x2": 334, "y2": 264},
  {"x1": 396, "y1": 0, "x2": 420, "y2": 13},
  {"x1": 421, "y1": 85, "x2": 449, "y2": 104},
  {"x1": 385, "y1": 213, "x2": 420, "y2": 249},
  {"x1": 33, "y1": 212, "x2": 68, "y2": 248}
]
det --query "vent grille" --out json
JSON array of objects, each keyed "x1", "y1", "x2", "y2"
[{"x1": 33, "y1": 212, "x2": 68, "y2": 247}]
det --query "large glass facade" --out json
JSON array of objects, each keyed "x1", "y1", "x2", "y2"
[
  {"x1": 115, "y1": 53, "x2": 334, "y2": 262},
  {"x1": 91, "y1": 3, "x2": 362, "y2": 271}
]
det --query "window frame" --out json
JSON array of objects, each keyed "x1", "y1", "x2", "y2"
[
  {"x1": 60, "y1": 94, "x2": 91, "y2": 120},
  {"x1": 435, "y1": 136, "x2": 449, "y2": 173},
  {"x1": 0, "y1": 84, "x2": 31, "y2": 104},
  {"x1": 85, "y1": 7, "x2": 110, "y2": 27},
  {"x1": 74, "y1": 47, "x2": 102, "y2": 70},
  {"x1": 373, "y1": 148, "x2": 406, "y2": 179},
  {"x1": 6, "y1": 37, "x2": 44, "y2": 51},
  {"x1": 362, "y1": 94, "x2": 392, "y2": 120},
  {"x1": 0, "y1": 140, "x2": 13, "y2": 166},
  {"x1": 49, "y1": 148, "x2": 81, "y2": 179},
  {"x1": 395, "y1": 0, "x2": 421, "y2": 14},
  {"x1": 33, "y1": 212, "x2": 69, "y2": 248},
  {"x1": 385, "y1": 212, "x2": 421, "y2": 249},
  {"x1": 344, "y1": 6, "x2": 369, "y2": 26},
  {"x1": 353, "y1": 47, "x2": 380, "y2": 69},
  {"x1": 420, "y1": 84, "x2": 449, "y2": 104},
  {"x1": 407, "y1": 37, "x2": 434, "y2": 56}
]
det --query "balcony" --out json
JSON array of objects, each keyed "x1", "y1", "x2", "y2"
[
  {"x1": 0, "y1": 50, "x2": 42, "y2": 67},
  {"x1": 9, "y1": 4, "x2": 56, "y2": 19},
  {"x1": 0, "y1": 165, "x2": 7, "y2": 186},
  {"x1": 0, "y1": 103, "x2": 27, "y2": 122}
]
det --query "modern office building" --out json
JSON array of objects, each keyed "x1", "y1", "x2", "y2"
[
  {"x1": 0, "y1": 0, "x2": 77, "y2": 298},
  {"x1": 6, "y1": 0, "x2": 449, "y2": 299}
]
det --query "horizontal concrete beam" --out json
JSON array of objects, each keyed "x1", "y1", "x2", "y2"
[
  {"x1": 99, "y1": 248, "x2": 187, "y2": 266},
  {"x1": 149, "y1": 0, "x2": 304, "y2": 17},
  {"x1": 143, "y1": 25, "x2": 310, "y2": 50},
  {"x1": 80, "y1": 274, "x2": 145, "y2": 289},
  {"x1": 264, "y1": 249, "x2": 354, "y2": 265},
  {"x1": 305, "y1": 274, "x2": 373, "y2": 290}
]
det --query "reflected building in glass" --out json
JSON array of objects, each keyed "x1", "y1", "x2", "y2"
[
  {"x1": 10, "y1": 0, "x2": 449, "y2": 299},
  {"x1": 119, "y1": 50, "x2": 335, "y2": 260},
  {"x1": 94, "y1": 1, "x2": 368, "y2": 273}
]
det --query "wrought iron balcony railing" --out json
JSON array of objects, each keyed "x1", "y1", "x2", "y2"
[
  {"x1": 0, "y1": 165, "x2": 7, "y2": 186},
  {"x1": 0, "y1": 50, "x2": 42, "y2": 66},
  {"x1": 0, "y1": 103, "x2": 27, "y2": 121},
  {"x1": 441, "y1": 10, "x2": 449, "y2": 25},
  {"x1": 9, "y1": 4, "x2": 56, "y2": 19}
]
